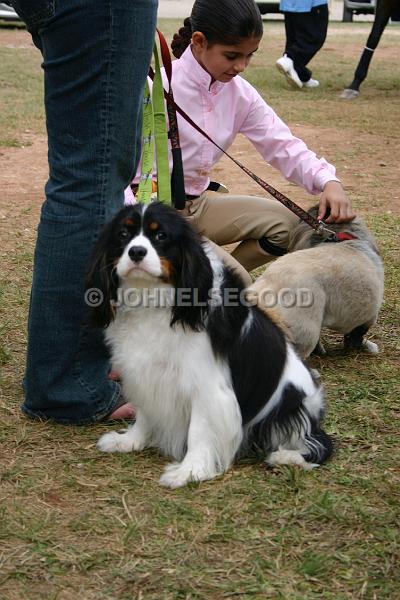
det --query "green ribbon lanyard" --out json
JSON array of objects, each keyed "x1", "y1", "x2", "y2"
[{"x1": 137, "y1": 42, "x2": 171, "y2": 205}]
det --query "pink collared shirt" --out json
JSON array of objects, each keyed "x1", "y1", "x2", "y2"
[{"x1": 126, "y1": 45, "x2": 338, "y2": 203}]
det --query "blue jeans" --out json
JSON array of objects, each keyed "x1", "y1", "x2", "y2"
[{"x1": 12, "y1": 0, "x2": 158, "y2": 423}]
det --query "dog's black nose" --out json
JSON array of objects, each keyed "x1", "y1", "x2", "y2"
[{"x1": 128, "y1": 245, "x2": 147, "y2": 263}]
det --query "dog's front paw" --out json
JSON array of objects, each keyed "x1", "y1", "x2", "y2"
[
  {"x1": 266, "y1": 448, "x2": 319, "y2": 471},
  {"x1": 97, "y1": 431, "x2": 135, "y2": 453},
  {"x1": 309, "y1": 368, "x2": 321, "y2": 380},
  {"x1": 97, "y1": 423, "x2": 147, "y2": 454},
  {"x1": 159, "y1": 461, "x2": 216, "y2": 489},
  {"x1": 363, "y1": 340, "x2": 379, "y2": 354}
]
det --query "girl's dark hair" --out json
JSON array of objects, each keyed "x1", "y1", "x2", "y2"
[{"x1": 171, "y1": 0, "x2": 263, "y2": 58}]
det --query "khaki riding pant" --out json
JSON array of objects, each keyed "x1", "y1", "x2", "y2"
[{"x1": 182, "y1": 191, "x2": 299, "y2": 285}]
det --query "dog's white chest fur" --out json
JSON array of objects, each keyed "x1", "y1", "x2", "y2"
[{"x1": 106, "y1": 299, "x2": 241, "y2": 464}]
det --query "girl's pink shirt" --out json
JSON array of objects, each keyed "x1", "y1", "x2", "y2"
[{"x1": 125, "y1": 45, "x2": 338, "y2": 204}]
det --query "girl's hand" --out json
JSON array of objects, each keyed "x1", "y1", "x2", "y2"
[{"x1": 318, "y1": 181, "x2": 356, "y2": 223}]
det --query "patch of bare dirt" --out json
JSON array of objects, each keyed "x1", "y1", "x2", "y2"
[
  {"x1": 1, "y1": 124, "x2": 399, "y2": 261},
  {"x1": 0, "y1": 134, "x2": 48, "y2": 252},
  {"x1": 0, "y1": 26, "x2": 33, "y2": 48},
  {"x1": 214, "y1": 127, "x2": 400, "y2": 215}
]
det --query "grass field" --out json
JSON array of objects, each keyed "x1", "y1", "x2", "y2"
[{"x1": 0, "y1": 19, "x2": 399, "y2": 600}]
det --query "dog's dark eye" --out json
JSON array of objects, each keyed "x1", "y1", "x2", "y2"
[
  {"x1": 155, "y1": 230, "x2": 167, "y2": 241},
  {"x1": 118, "y1": 227, "x2": 130, "y2": 241}
]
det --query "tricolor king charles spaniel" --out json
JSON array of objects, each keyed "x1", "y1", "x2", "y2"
[{"x1": 87, "y1": 202, "x2": 333, "y2": 488}]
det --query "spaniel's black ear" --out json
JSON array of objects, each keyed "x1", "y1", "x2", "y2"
[
  {"x1": 170, "y1": 233, "x2": 213, "y2": 331},
  {"x1": 86, "y1": 222, "x2": 119, "y2": 328}
]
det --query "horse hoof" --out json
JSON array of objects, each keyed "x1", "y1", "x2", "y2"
[{"x1": 340, "y1": 88, "x2": 360, "y2": 100}]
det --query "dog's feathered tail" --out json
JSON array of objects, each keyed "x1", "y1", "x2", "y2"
[{"x1": 241, "y1": 381, "x2": 333, "y2": 468}]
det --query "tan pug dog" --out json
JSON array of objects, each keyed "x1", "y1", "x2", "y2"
[{"x1": 249, "y1": 207, "x2": 384, "y2": 359}]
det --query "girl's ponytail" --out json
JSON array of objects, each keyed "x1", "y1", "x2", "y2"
[
  {"x1": 171, "y1": 17, "x2": 193, "y2": 58},
  {"x1": 171, "y1": 0, "x2": 263, "y2": 57}
]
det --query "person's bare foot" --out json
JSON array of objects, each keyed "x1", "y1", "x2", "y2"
[
  {"x1": 107, "y1": 371, "x2": 134, "y2": 420},
  {"x1": 108, "y1": 369, "x2": 121, "y2": 381},
  {"x1": 107, "y1": 400, "x2": 135, "y2": 421}
]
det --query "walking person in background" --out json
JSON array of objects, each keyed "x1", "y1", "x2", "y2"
[
  {"x1": 10, "y1": 0, "x2": 157, "y2": 424},
  {"x1": 276, "y1": 0, "x2": 329, "y2": 89}
]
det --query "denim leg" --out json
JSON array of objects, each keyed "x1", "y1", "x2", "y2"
[{"x1": 16, "y1": 0, "x2": 158, "y2": 424}]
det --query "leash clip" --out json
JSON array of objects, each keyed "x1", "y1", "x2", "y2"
[{"x1": 316, "y1": 220, "x2": 338, "y2": 242}]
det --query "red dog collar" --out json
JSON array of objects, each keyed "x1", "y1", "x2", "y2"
[{"x1": 336, "y1": 232, "x2": 358, "y2": 241}]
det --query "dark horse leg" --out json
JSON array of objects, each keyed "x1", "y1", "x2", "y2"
[{"x1": 340, "y1": 0, "x2": 399, "y2": 98}]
